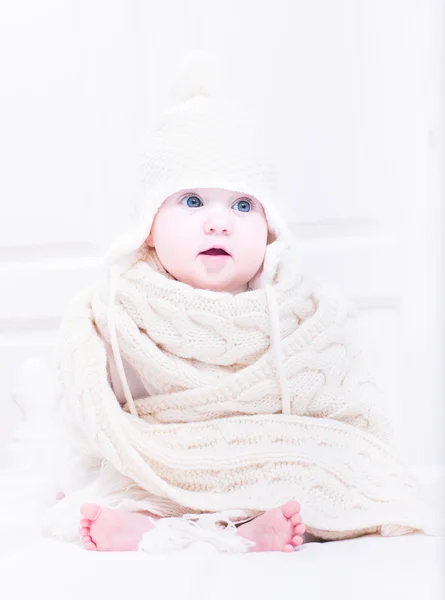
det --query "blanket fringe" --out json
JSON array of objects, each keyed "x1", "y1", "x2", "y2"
[{"x1": 138, "y1": 514, "x2": 254, "y2": 553}]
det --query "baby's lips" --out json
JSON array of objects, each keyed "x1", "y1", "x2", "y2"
[{"x1": 200, "y1": 248, "x2": 230, "y2": 256}]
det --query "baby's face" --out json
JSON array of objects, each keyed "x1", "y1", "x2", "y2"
[{"x1": 146, "y1": 188, "x2": 269, "y2": 292}]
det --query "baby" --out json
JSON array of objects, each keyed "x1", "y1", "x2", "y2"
[
  {"x1": 46, "y1": 53, "x2": 428, "y2": 553},
  {"x1": 78, "y1": 187, "x2": 305, "y2": 552}
]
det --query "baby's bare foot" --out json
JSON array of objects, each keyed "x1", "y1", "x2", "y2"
[
  {"x1": 237, "y1": 501, "x2": 305, "y2": 552},
  {"x1": 79, "y1": 504, "x2": 157, "y2": 551}
]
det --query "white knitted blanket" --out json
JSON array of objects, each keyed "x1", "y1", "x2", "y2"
[{"x1": 54, "y1": 249, "x2": 430, "y2": 543}]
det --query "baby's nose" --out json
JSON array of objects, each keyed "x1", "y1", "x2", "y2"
[{"x1": 204, "y1": 213, "x2": 232, "y2": 235}]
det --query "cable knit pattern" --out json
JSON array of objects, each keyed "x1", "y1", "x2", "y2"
[{"x1": 52, "y1": 248, "x2": 429, "y2": 542}]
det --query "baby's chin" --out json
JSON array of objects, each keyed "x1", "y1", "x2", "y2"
[
  {"x1": 166, "y1": 257, "x2": 261, "y2": 293},
  {"x1": 189, "y1": 276, "x2": 249, "y2": 293},
  {"x1": 185, "y1": 269, "x2": 251, "y2": 293}
]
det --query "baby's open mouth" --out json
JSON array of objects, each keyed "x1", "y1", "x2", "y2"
[{"x1": 200, "y1": 248, "x2": 230, "y2": 256}]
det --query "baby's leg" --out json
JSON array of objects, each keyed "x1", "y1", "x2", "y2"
[
  {"x1": 79, "y1": 504, "x2": 158, "y2": 551},
  {"x1": 236, "y1": 501, "x2": 306, "y2": 552}
]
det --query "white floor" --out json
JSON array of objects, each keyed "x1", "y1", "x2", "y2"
[{"x1": 0, "y1": 528, "x2": 443, "y2": 600}]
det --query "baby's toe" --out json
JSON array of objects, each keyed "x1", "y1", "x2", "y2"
[
  {"x1": 283, "y1": 544, "x2": 295, "y2": 552},
  {"x1": 291, "y1": 513, "x2": 302, "y2": 526},
  {"x1": 282, "y1": 501, "x2": 301, "y2": 519},
  {"x1": 79, "y1": 527, "x2": 90, "y2": 537},
  {"x1": 294, "y1": 523, "x2": 305, "y2": 535},
  {"x1": 84, "y1": 540, "x2": 97, "y2": 551},
  {"x1": 292, "y1": 535, "x2": 304, "y2": 546},
  {"x1": 80, "y1": 518, "x2": 92, "y2": 528},
  {"x1": 80, "y1": 503, "x2": 101, "y2": 521}
]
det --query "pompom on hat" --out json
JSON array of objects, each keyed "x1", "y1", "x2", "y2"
[{"x1": 107, "y1": 50, "x2": 292, "y2": 282}]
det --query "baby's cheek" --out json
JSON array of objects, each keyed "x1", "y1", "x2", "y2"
[{"x1": 241, "y1": 228, "x2": 267, "y2": 255}]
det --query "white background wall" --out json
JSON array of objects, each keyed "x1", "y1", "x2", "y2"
[{"x1": 0, "y1": 0, "x2": 443, "y2": 468}]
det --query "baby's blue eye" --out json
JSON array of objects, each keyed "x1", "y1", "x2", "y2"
[
  {"x1": 232, "y1": 199, "x2": 252, "y2": 213},
  {"x1": 181, "y1": 195, "x2": 203, "y2": 208}
]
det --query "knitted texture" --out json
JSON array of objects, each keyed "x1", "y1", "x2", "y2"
[{"x1": 53, "y1": 247, "x2": 429, "y2": 542}]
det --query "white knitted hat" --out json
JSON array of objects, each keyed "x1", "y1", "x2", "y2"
[{"x1": 108, "y1": 51, "x2": 291, "y2": 280}]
